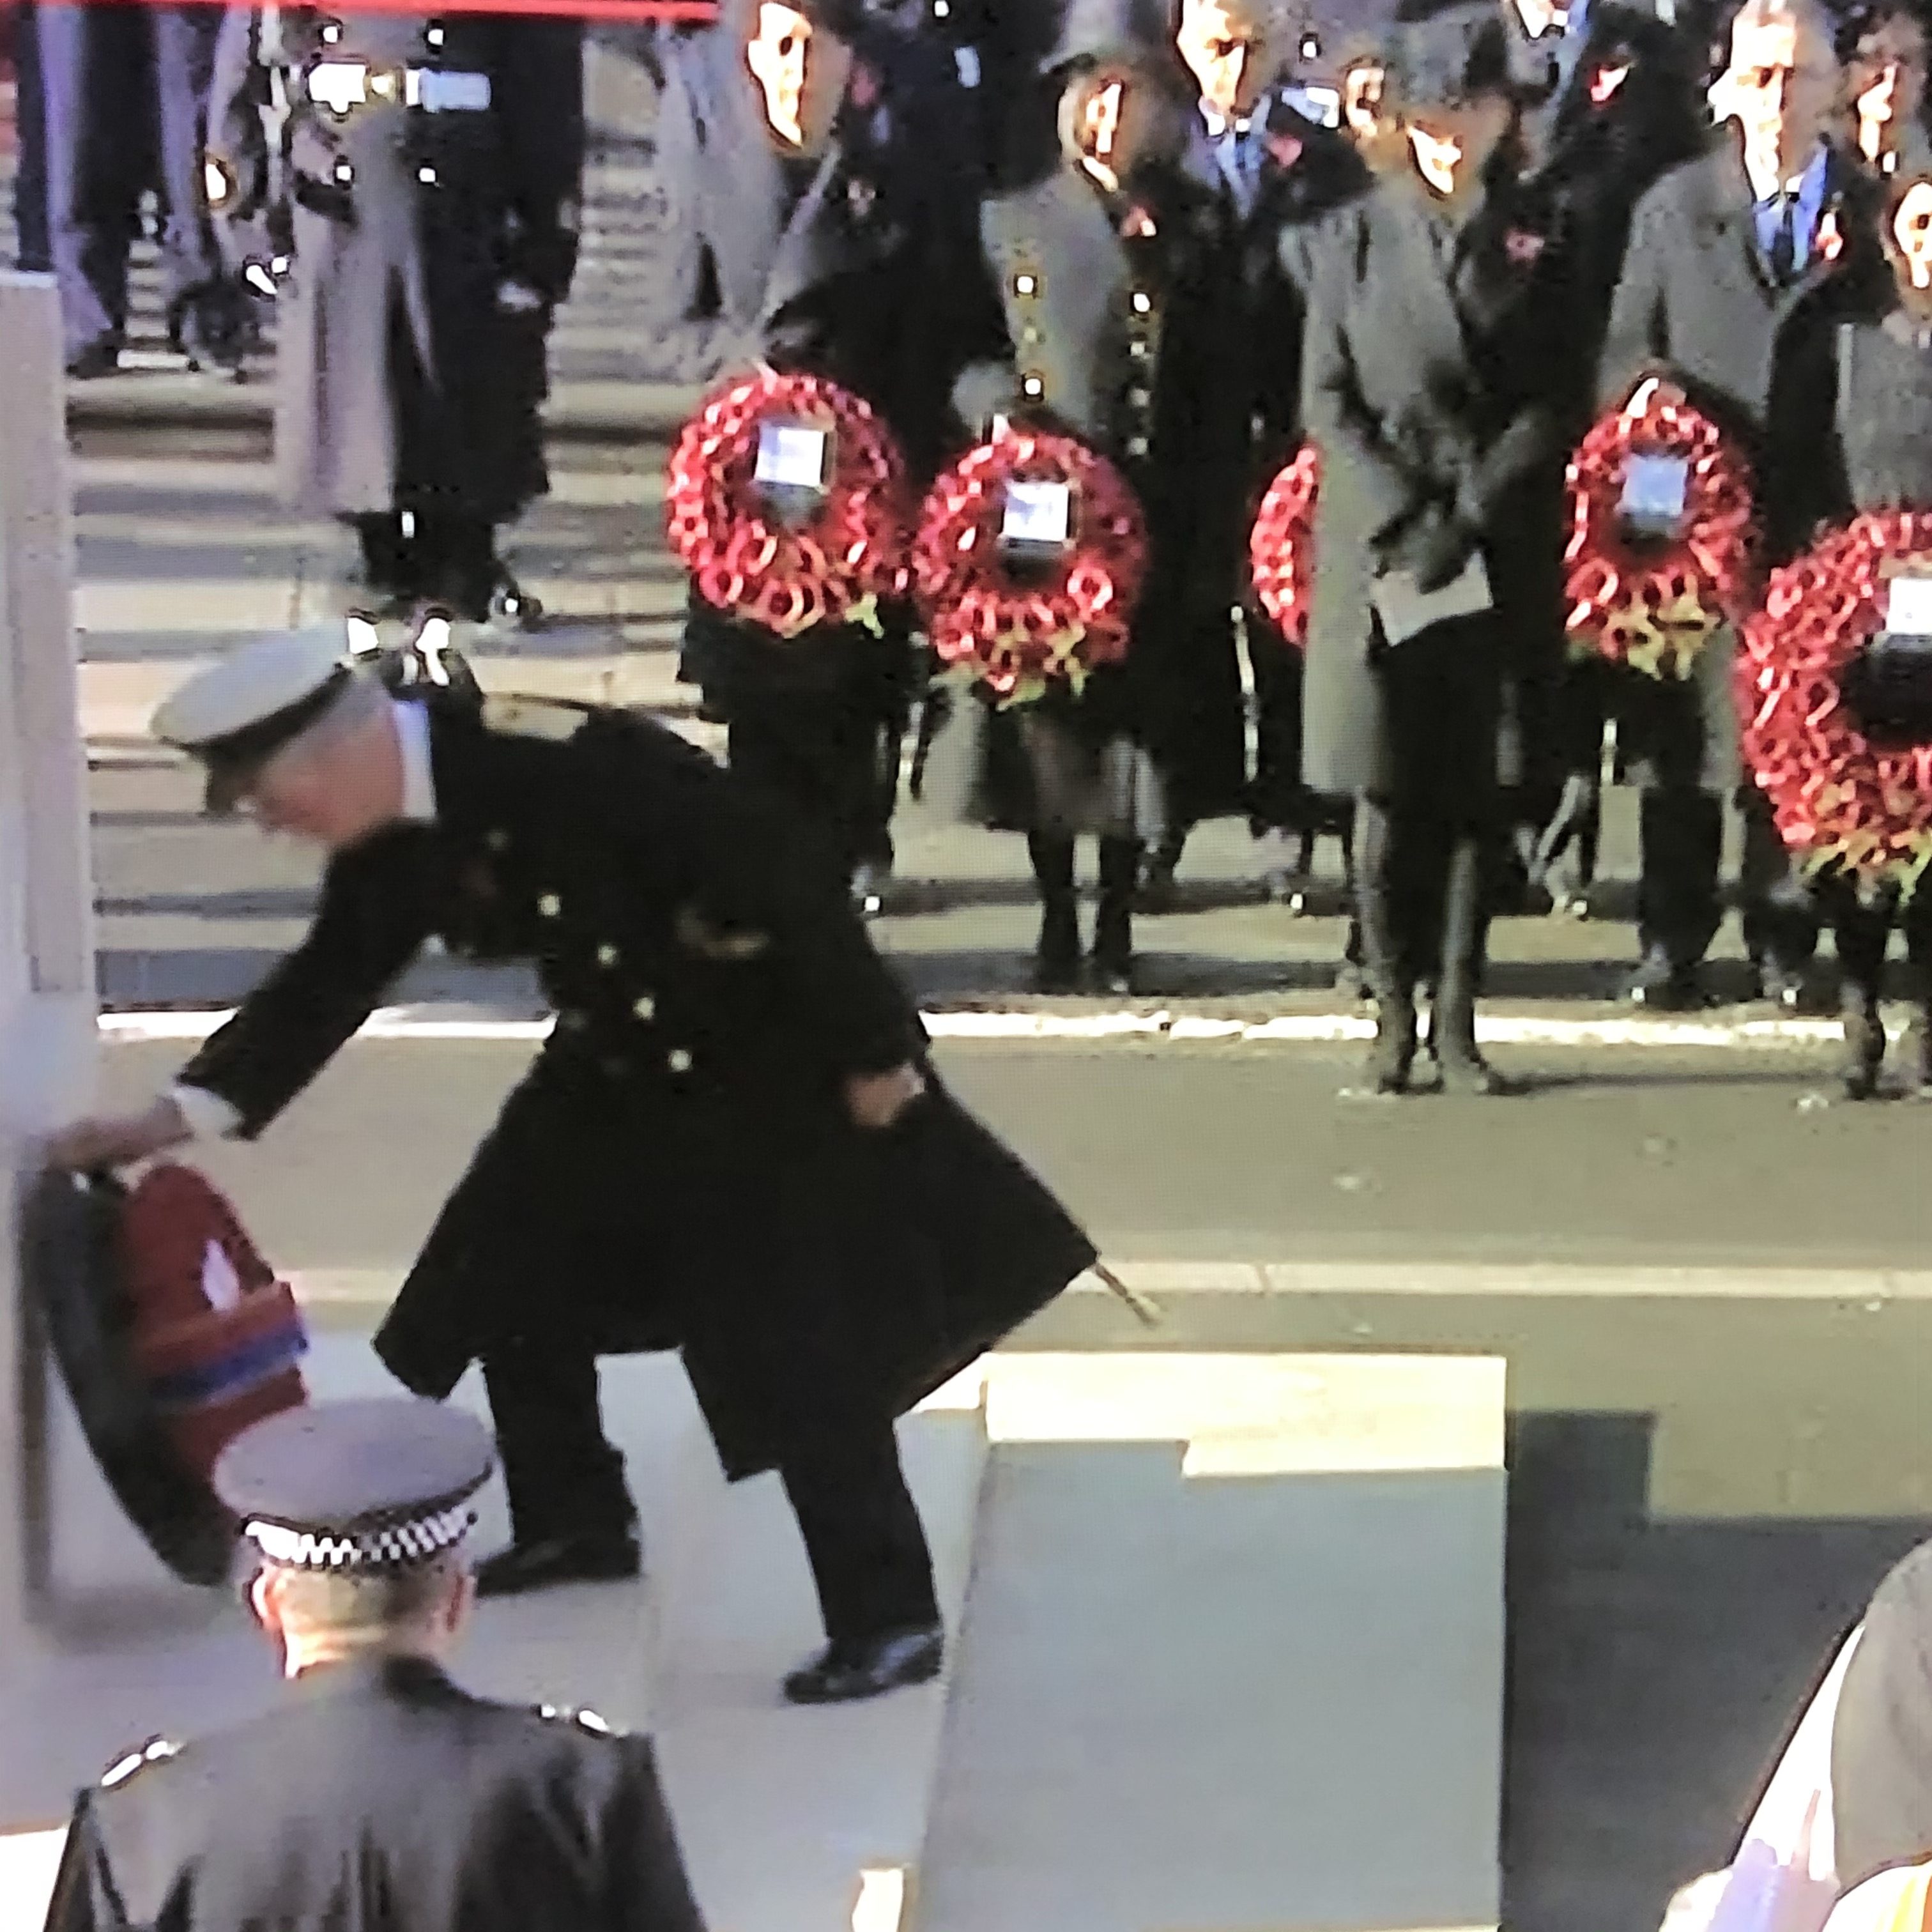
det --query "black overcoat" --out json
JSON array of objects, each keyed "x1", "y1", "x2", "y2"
[
  {"x1": 1298, "y1": 172, "x2": 1571, "y2": 799},
  {"x1": 43, "y1": 1657, "x2": 704, "y2": 1932},
  {"x1": 206, "y1": 7, "x2": 585, "y2": 522},
  {"x1": 930, "y1": 155, "x2": 1265, "y2": 834},
  {"x1": 1597, "y1": 136, "x2": 1888, "y2": 789},
  {"x1": 175, "y1": 694, "x2": 1095, "y2": 1481}
]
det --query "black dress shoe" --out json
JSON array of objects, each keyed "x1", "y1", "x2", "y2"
[
  {"x1": 65, "y1": 339, "x2": 121, "y2": 381},
  {"x1": 850, "y1": 857, "x2": 890, "y2": 919},
  {"x1": 1623, "y1": 950, "x2": 1706, "y2": 1011},
  {"x1": 474, "y1": 1529, "x2": 641, "y2": 1599},
  {"x1": 1754, "y1": 962, "x2": 1830, "y2": 1015},
  {"x1": 783, "y1": 1625, "x2": 944, "y2": 1705}
]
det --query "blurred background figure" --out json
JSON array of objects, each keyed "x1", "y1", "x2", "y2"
[
  {"x1": 1841, "y1": 0, "x2": 1930, "y2": 178},
  {"x1": 8, "y1": 0, "x2": 246, "y2": 376},
  {"x1": 205, "y1": 6, "x2": 586, "y2": 630}
]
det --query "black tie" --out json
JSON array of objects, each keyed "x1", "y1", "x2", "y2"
[{"x1": 1768, "y1": 194, "x2": 1798, "y2": 284}]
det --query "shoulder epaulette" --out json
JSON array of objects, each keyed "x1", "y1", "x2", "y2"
[
  {"x1": 100, "y1": 1736, "x2": 180, "y2": 1790},
  {"x1": 535, "y1": 1702, "x2": 618, "y2": 1737},
  {"x1": 482, "y1": 695, "x2": 596, "y2": 744}
]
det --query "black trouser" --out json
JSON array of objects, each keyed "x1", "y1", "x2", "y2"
[
  {"x1": 352, "y1": 510, "x2": 498, "y2": 610},
  {"x1": 481, "y1": 1338, "x2": 939, "y2": 1643},
  {"x1": 726, "y1": 689, "x2": 903, "y2": 879},
  {"x1": 1637, "y1": 785, "x2": 1819, "y2": 974},
  {"x1": 1352, "y1": 793, "x2": 1503, "y2": 1002},
  {"x1": 1816, "y1": 875, "x2": 1932, "y2": 1008}
]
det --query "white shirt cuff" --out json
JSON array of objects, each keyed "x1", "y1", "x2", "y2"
[{"x1": 169, "y1": 1084, "x2": 242, "y2": 1141}]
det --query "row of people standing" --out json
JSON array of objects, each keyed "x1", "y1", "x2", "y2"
[{"x1": 664, "y1": 0, "x2": 1932, "y2": 1099}]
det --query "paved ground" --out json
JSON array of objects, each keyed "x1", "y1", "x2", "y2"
[{"x1": 84, "y1": 1032, "x2": 1932, "y2": 1932}]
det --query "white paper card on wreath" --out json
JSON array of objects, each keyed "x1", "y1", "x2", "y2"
[
  {"x1": 1620, "y1": 453, "x2": 1690, "y2": 533},
  {"x1": 1372, "y1": 551, "x2": 1494, "y2": 646},
  {"x1": 1885, "y1": 574, "x2": 1932, "y2": 638},
  {"x1": 1002, "y1": 479, "x2": 1073, "y2": 548},
  {"x1": 755, "y1": 422, "x2": 829, "y2": 492}
]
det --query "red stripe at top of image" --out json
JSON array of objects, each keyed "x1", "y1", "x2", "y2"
[{"x1": 26, "y1": 0, "x2": 720, "y2": 19}]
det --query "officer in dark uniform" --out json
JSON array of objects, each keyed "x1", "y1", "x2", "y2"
[
  {"x1": 40, "y1": 1398, "x2": 706, "y2": 1932},
  {"x1": 47, "y1": 627, "x2": 1100, "y2": 1705},
  {"x1": 14, "y1": 0, "x2": 241, "y2": 376},
  {"x1": 1151, "y1": 0, "x2": 1369, "y2": 912},
  {"x1": 673, "y1": 0, "x2": 997, "y2": 914},
  {"x1": 1599, "y1": 0, "x2": 1885, "y2": 1008},
  {"x1": 205, "y1": 6, "x2": 585, "y2": 627},
  {"x1": 930, "y1": 0, "x2": 1257, "y2": 992}
]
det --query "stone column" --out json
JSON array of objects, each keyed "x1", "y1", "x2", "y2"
[{"x1": 0, "y1": 269, "x2": 98, "y2": 1846}]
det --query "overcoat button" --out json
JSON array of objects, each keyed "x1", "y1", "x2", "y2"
[
  {"x1": 597, "y1": 944, "x2": 620, "y2": 968},
  {"x1": 417, "y1": 165, "x2": 438, "y2": 186},
  {"x1": 1022, "y1": 374, "x2": 1045, "y2": 397},
  {"x1": 1015, "y1": 273, "x2": 1037, "y2": 295},
  {"x1": 1128, "y1": 436, "x2": 1150, "y2": 456},
  {"x1": 1131, "y1": 291, "x2": 1152, "y2": 314},
  {"x1": 333, "y1": 159, "x2": 354, "y2": 185},
  {"x1": 666, "y1": 1047, "x2": 693, "y2": 1074},
  {"x1": 1129, "y1": 388, "x2": 1151, "y2": 407},
  {"x1": 633, "y1": 995, "x2": 656, "y2": 1022},
  {"x1": 485, "y1": 829, "x2": 509, "y2": 852},
  {"x1": 538, "y1": 893, "x2": 562, "y2": 918}
]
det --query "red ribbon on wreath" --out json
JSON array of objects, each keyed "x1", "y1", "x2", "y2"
[
  {"x1": 1248, "y1": 445, "x2": 1321, "y2": 649},
  {"x1": 664, "y1": 368, "x2": 908, "y2": 640},
  {"x1": 910, "y1": 428, "x2": 1147, "y2": 705},
  {"x1": 1740, "y1": 509, "x2": 1932, "y2": 888},
  {"x1": 1563, "y1": 383, "x2": 1758, "y2": 680}
]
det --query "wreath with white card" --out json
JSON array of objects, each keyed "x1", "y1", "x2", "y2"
[{"x1": 1741, "y1": 509, "x2": 1932, "y2": 888}]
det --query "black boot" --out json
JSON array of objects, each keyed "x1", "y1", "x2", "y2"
[
  {"x1": 1432, "y1": 833, "x2": 1512, "y2": 1097},
  {"x1": 1841, "y1": 990, "x2": 1886, "y2": 1101},
  {"x1": 1092, "y1": 836, "x2": 1140, "y2": 995},
  {"x1": 1028, "y1": 832, "x2": 1081, "y2": 993},
  {"x1": 1139, "y1": 827, "x2": 1186, "y2": 911},
  {"x1": 351, "y1": 512, "x2": 420, "y2": 618},
  {"x1": 1351, "y1": 797, "x2": 1418, "y2": 1094}
]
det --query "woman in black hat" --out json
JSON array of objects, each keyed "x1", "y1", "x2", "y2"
[
  {"x1": 1299, "y1": 4, "x2": 1565, "y2": 1093},
  {"x1": 925, "y1": 0, "x2": 1250, "y2": 993}
]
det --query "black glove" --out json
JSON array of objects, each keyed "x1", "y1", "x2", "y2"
[{"x1": 1385, "y1": 512, "x2": 1478, "y2": 593}]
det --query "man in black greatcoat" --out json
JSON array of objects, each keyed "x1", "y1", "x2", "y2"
[
  {"x1": 1599, "y1": 0, "x2": 1886, "y2": 1008},
  {"x1": 1142, "y1": 0, "x2": 1371, "y2": 908},
  {"x1": 673, "y1": 0, "x2": 999, "y2": 914},
  {"x1": 46, "y1": 627, "x2": 1099, "y2": 1706},
  {"x1": 206, "y1": 7, "x2": 585, "y2": 628}
]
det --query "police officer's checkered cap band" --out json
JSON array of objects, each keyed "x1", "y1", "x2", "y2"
[{"x1": 245, "y1": 1502, "x2": 477, "y2": 1572}]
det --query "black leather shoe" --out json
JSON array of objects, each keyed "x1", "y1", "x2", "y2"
[
  {"x1": 1623, "y1": 949, "x2": 1706, "y2": 1011},
  {"x1": 1754, "y1": 962, "x2": 1831, "y2": 1015},
  {"x1": 783, "y1": 1625, "x2": 944, "y2": 1705},
  {"x1": 474, "y1": 1530, "x2": 641, "y2": 1599},
  {"x1": 65, "y1": 339, "x2": 121, "y2": 381},
  {"x1": 1031, "y1": 897, "x2": 1082, "y2": 993},
  {"x1": 850, "y1": 858, "x2": 890, "y2": 919}
]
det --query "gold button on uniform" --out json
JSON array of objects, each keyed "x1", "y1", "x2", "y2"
[
  {"x1": 1131, "y1": 291, "x2": 1152, "y2": 314},
  {"x1": 538, "y1": 894, "x2": 561, "y2": 918},
  {"x1": 667, "y1": 1048, "x2": 693, "y2": 1074},
  {"x1": 632, "y1": 995, "x2": 656, "y2": 1022},
  {"x1": 596, "y1": 944, "x2": 619, "y2": 968}
]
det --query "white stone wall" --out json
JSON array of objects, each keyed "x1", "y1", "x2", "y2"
[{"x1": 0, "y1": 270, "x2": 100, "y2": 1824}]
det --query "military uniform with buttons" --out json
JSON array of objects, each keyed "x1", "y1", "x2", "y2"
[
  {"x1": 924, "y1": 0, "x2": 1237, "y2": 992},
  {"x1": 204, "y1": 6, "x2": 585, "y2": 623},
  {"x1": 146, "y1": 635, "x2": 1097, "y2": 1687}
]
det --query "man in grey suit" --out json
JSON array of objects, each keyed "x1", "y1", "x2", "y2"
[{"x1": 1598, "y1": 0, "x2": 1885, "y2": 1009}]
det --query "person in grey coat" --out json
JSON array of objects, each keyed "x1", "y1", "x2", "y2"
[
  {"x1": 673, "y1": 0, "x2": 996, "y2": 914},
  {"x1": 930, "y1": 0, "x2": 1257, "y2": 993},
  {"x1": 1597, "y1": 0, "x2": 1886, "y2": 1009},
  {"x1": 1299, "y1": 3, "x2": 1569, "y2": 1094},
  {"x1": 206, "y1": 7, "x2": 585, "y2": 627}
]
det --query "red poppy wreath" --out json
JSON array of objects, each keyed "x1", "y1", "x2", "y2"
[
  {"x1": 911, "y1": 428, "x2": 1147, "y2": 705},
  {"x1": 1248, "y1": 445, "x2": 1321, "y2": 650},
  {"x1": 665, "y1": 369, "x2": 908, "y2": 640},
  {"x1": 1741, "y1": 510, "x2": 1932, "y2": 889},
  {"x1": 1563, "y1": 383, "x2": 1758, "y2": 680}
]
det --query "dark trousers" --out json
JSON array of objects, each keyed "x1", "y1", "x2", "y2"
[
  {"x1": 481, "y1": 1339, "x2": 939, "y2": 1643},
  {"x1": 11, "y1": 1, "x2": 49, "y2": 271},
  {"x1": 27, "y1": 1, "x2": 221, "y2": 355},
  {"x1": 1818, "y1": 875, "x2": 1932, "y2": 1008},
  {"x1": 1353, "y1": 793, "x2": 1503, "y2": 996},
  {"x1": 351, "y1": 510, "x2": 498, "y2": 611},
  {"x1": 726, "y1": 691, "x2": 903, "y2": 880},
  {"x1": 1637, "y1": 786, "x2": 1820, "y2": 974}
]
